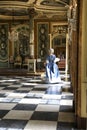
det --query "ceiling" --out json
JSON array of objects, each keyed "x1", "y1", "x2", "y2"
[{"x1": 0, "y1": 0, "x2": 70, "y2": 20}]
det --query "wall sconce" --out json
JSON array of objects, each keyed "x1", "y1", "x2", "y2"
[{"x1": 9, "y1": 29, "x2": 18, "y2": 42}]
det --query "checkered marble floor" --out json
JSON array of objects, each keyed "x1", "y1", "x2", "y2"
[{"x1": 0, "y1": 74, "x2": 76, "y2": 130}]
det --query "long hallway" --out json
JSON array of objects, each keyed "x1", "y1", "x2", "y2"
[{"x1": 0, "y1": 72, "x2": 76, "y2": 130}]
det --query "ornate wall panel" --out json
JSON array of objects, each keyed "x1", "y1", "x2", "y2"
[
  {"x1": 0, "y1": 23, "x2": 8, "y2": 68},
  {"x1": 13, "y1": 24, "x2": 30, "y2": 58},
  {"x1": 37, "y1": 22, "x2": 49, "y2": 60}
]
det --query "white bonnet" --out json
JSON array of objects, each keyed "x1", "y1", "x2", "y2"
[{"x1": 49, "y1": 48, "x2": 54, "y2": 53}]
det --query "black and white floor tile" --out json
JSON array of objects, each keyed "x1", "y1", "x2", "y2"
[{"x1": 0, "y1": 73, "x2": 78, "y2": 130}]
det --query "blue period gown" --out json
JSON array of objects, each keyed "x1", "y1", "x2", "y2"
[{"x1": 45, "y1": 54, "x2": 61, "y2": 83}]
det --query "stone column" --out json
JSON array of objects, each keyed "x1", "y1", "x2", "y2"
[
  {"x1": 65, "y1": 33, "x2": 69, "y2": 80},
  {"x1": 30, "y1": 29, "x2": 34, "y2": 58}
]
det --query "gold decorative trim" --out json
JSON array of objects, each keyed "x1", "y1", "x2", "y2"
[{"x1": 0, "y1": 59, "x2": 8, "y2": 62}]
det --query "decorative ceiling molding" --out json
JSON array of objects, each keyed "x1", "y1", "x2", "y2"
[
  {"x1": 0, "y1": 0, "x2": 70, "y2": 18},
  {"x1": 40, "y1": 0, "x2": 69, "y2": 7},
  {"x1": 0, "y1": 15, "x2": 29, "y2": 20},
  {"x1": 0, "y1": 8, "x2": 29, "y2": 16}
]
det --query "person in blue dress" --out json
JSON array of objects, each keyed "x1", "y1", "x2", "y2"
[{"x1": 45, "y1": 48, "x2": 61, "y2": 83}]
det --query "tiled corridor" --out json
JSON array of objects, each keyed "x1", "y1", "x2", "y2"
[{"x1": 0, "y1": 72, "x2": 76, "y2": 130}]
